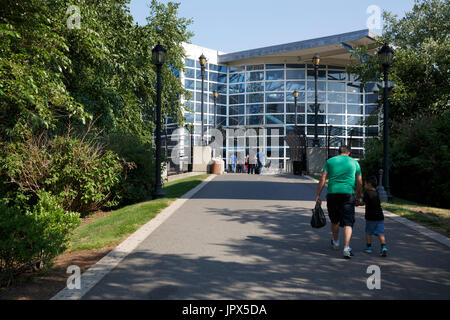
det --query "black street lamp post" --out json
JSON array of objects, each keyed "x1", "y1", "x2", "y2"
[
  {"x1": 152, "y1": 43, "x2": 166, "y2": 199},
  {"x1": 378, "y1": 43, "x2": 394, "y2": 203},
  {"x1": 212, "y1": 90, "x2": 218, "y2": 158},
  {"x1": 213, "y1": 90, "x2": 218, "y2": 128},
  {"x1": 312, "y1": 54, "x2": 320, "y2": 147},
  {"x1": 293, "y1": 90, "x2": 299, "y2": 127},
  {"x1": 199, "y1": 54, "x2": 207, "y2": 146}
]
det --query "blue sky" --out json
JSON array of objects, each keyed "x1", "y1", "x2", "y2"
[{"x1": 128, "y1": 0, "x2": 415, "y2": 53}]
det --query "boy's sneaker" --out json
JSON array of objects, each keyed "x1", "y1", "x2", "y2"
[
  {"x1": 331, "y1": 239, "x2": 340, "y2": 250},
  {"x1": 380, "y1": 246, "x2": 388, "y2": 257},
  {"x1": 343, "y1": 247, "x2": 354, "y2": 259},
  {"x1": 364, "y1": 247, "x2": 373, "y2": 254}
]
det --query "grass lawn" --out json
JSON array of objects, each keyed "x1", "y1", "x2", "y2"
[
  {"x1": 68, "y1": 174, "x2": 210, "y2": 252},
  {"x1": 382, "y1": 198, "x2": 450, "y2": 238},
  {"x1": 309, "y1": 174, "x2": 328, "y2": 183}
]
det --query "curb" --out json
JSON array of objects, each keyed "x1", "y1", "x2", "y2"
[
  {"x1": 51, "y1": 174, "x2": 217, "y2": 300},
  {"x1": 305, "y1": 175, "x2": 450, "y2": 248}
]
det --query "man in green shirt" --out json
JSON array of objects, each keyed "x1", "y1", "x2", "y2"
[{"x1": 315, "y1": 145, "x2": 363, "y2": 259}]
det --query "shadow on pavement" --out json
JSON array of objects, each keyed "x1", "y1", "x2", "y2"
[{"x1": 84, "y1": 201, "x2": 450, "y2": 299}]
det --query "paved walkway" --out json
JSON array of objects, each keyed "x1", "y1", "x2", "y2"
[{"x1": 83, "y1": 174, "x2": 450, "y2": 299}]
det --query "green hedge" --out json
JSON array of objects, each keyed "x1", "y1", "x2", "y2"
[
  {"x1": 0, "y1": 191, "x2": 80, "y2": 287},
  {"x1": 361, "y1": 109, "x2": 450, "y2": 208}
]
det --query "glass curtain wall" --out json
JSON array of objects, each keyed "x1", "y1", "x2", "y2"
[{"x1": 183, "y1": 59, "x2": 379, "y2": 169}]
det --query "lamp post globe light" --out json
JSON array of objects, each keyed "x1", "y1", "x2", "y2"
[
  {"x1": 312, "y1": 54, "x2": 320, "y2": 147},
  {"x1": 293, "y1": 90, "x2": 299, "y2": 126},
  {"x1": 377, "y1": 43, "x2": 394, "y2": 203},
  {"x1": 151, "y1": 43, "x2": 166, "y2": 199},
  {"x1": 199, "y1": 53, "x2": 207, "y2": 146}
]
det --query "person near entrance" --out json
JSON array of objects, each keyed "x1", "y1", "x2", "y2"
[
  {"x1": 315, "y1": 145, "x2": 362, "y2": 259},
  {"x1": 245, "y1": 153, "x2": 249, "y2": 174},
  {"x1": 248, "y1": 151, "x2": 257, "y2": 174},
  {"x1": 229, "y1": 153, "x2": 237, "y2": 173}
]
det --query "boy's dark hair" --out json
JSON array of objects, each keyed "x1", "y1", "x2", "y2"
[
  {"x1": 365, "y1": 176, "x2": 378, "y2": 188},
  {"x1": 338, "y1": 145, "x2": 351, "y2": 154}
]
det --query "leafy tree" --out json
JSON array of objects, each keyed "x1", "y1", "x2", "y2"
[
  {"x1": 351, "y1": 0, "x2": 450, "y2": 206},
  {"x1": 348, "y1": 0, "x2": 449, "y2": 125}
]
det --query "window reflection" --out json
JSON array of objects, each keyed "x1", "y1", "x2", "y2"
[
  {"x1": 265, "y1": 115, "x2": 284, "y2": 125},
  {"x1": 347, "y1": 116, "x2": 364, "y2": 126},
  {"x1": 328, "y1": 82, "x2": 345, "y2": 92},
  {"x1": 266, "y1": 93, "x2": 284, "y2": 102},
  {"x1": 347, "y1": 94, "x2": 363, "y2": 104},
  {"x1": 229, "y1": 94, "x2": 245, "y2": 105},
  {"x1": 266, "y1": 64, "x2": 284, "y2": 69},
  {"x1": 307, "y1": 69, "x2": 326, "y2": 80},
  {"x1": 266, "y1": 103, "x2": 284, "y2": 113},
  {"x1": 307, "y1": 92, "x2": 326, "y2": 102},
  {"x1": 307, "y1": 104, "x2": 325, "y2": 113},
  {"x1": 185, "y1": 79, "x2": 194, "y2": 90},
  {"x1": 247, "y1": 71, "x2": 264, "y2": 82},
  {"x1": 328, "y1": 115, "x2": 344, "y2": 125},
  {"x1": 286, "y1": 70, "x2": 305, "y2": 80},
  {"x1": 286, "y1": 64, "x2": 305, "y2": 69},
  {"x1": 286, "y1": 81, "x2": 305, "y2": 91},
  {"x1": 217, "y1": 73, "x2": 227, "y2": 83},
  {"x1": 286, "y1": 103, "x2": 305, "y2": 113},
  {"x1": 307, "y1": 81, "x2": 326, "y2": 91},
  {"x1": 229, "y1": 105, "x2": 245, "y2": 115},
  {"x1": 185, "y1": 58, "x2": 195, "y2": 68},
  {"x1": 307, "y1": 115, "x2": 326, "y2": 124},
  {"x1": 230, "y1": 66, "x2": 245, "y2": 73},
  {"x1": 265, "y1": 81, "x2": 284, "y2": 92},
  {"x1": 328, "y1": 92, "x2": 345, "y2": 103},
  {"x1": 246, "y1": 104, "x2": 264, "y2": 114},
  {"x1": 328, "y1": 104, "x2": 345, "y2": 113},
  {"x1": 266, "y1": 70, "x2": 284, "y2": 81},
  {"x1": 247, "y1": 93, "x2": 264, "y2": 103},
  {"x1": 347, "y1": 104, "x2": 363, "y2": 114},
  {"x1": 229, "y1": 84, "x2": 245, "y2": 94},
  {"x1": 247, "y1": 115, "x2": 264, "y2": 125},
  {"x1": 247, "y1": 82, "x2": 264, "y2": 92},
  {"x1": 347, "y1": 82, "x2": 363, "y2": 93},
  {"x1": 246, "y1": 64, "x2": 264, "y2": 71},
  {"x1": 185, "y1": 68, "x2": 195, "y2": 78},
  {"x1": 229, "y1": 73, "x2": 245, "y2": 83},
  {"x1": 286, "y1": 114, "x2": 305, "y2": 124},
  {"x1": 328, "y1": 71, "x2": 346, "y2": 81}
]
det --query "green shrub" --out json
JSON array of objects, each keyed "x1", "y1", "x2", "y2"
[
  {"x1": 1, "y1": 133, "x2": 123, "y2": 215},
  {"x1": 361, "y1": 109, "x2": 450, "y2": 208},
  {"x1": 104, "y1": 131, "x2": 155, "y2": 205},
  {"x1": 0, "y1": 191, "x2": 80, "y2": 287}
]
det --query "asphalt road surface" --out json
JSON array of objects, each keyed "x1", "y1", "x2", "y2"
[{"x1": 83, "y1": 174, "x2": 450, "y2": 299}]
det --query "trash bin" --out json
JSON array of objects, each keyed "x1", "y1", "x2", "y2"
[{"x1": 211, "y1": 160, "x2": 221, "y2": 175}]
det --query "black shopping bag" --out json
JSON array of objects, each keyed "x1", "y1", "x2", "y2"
[{"x1": 311, "y1": 201, "x2": 326, "y2": 228}]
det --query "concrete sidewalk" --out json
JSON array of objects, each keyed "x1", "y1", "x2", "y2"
[{"x1": 82, "y1": 174, "x2": 450, "y2": 299}]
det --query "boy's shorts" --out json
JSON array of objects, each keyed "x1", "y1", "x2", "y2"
[
  {"x1": 326, "y1": 193, "x2": 356, "y2": 227},
  {"x1": 365, "y1": 220, "x2": 385, "y2": 235}
]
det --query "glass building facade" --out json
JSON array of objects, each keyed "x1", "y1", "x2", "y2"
[{"x1": 171, "y1": 31, "x2": 381, "y2": 171}]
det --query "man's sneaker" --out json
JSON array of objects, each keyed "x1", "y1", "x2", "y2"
[
  {"x1": 380, "y1": 246, "x2": 388, "y2": 257},
  {"x1": 343, "y1": 248, "x2": 354, "y2": 259},
  {"x1": 364, "y1": 247, "x2": 373, "y2": 254},
  {"x1": 331, "y1": 239, "x2": 340, "y2": 250}
]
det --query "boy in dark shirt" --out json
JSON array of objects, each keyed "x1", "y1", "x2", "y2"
[{"x1": 358, "y1": 176, "x2": 388, "y2": 257}]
